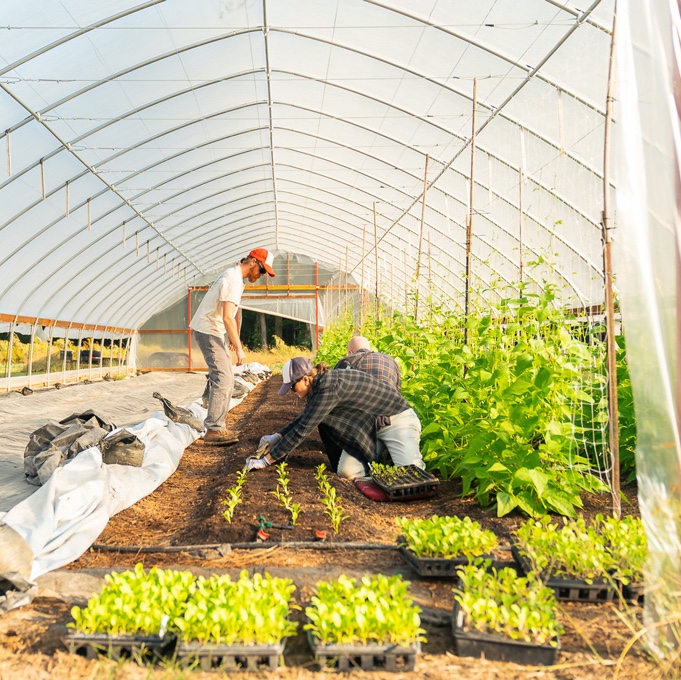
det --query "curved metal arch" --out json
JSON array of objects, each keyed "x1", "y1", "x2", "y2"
[{"x1": 0, "y1": 1, "x2": 164, "y2": 78}]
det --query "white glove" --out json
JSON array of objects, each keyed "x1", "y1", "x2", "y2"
[
  {"x1": 246, "y1": 456, "x2": 270, "y2": 471},
  {"x1": 258, "y1": 433, "x2": 282, "y2": 450}
]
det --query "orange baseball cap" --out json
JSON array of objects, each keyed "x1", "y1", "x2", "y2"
[{"x1": 248, "y1": 248, "x2": 276, "y2": 277}]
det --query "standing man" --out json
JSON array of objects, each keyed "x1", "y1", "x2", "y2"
[{"x1": 190, "y1": 248, "x2": 275, "y2": 445}]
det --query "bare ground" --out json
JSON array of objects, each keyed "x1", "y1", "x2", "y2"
[{"x1": 0, "y1": 375, "x2": 656, "y2": 679}]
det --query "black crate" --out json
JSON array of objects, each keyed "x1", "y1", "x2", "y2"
[
  {"x1": 511, "y1": 543, "x2": 616, "y2": 603},
  {"x1": 397, "y1": 538, "x2": 490, "y2": 578},
  {"x1": 307, "y1": 630, "x2": 419, "y2": 671},
  {"x1": 371, "y1": 465, "x2": 439, "y2": 501},
  {"x1": 176, "y1": 640, "x2": 284, "y2": 671},
  {"x1": 452, "y1": 603, "x2": 559, "y2": 665},
  {"x1": 64, "y1": 631, "x2": 174, "y2": 661},
  {"x1": 622, "y1": 582, "x2": 644, "y2": 606}
]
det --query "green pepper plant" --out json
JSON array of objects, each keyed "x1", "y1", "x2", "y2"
[
  {"x1": 305, "y1": 574, "x2": 426, "y2": 646},
  {"x1": 221, "y1": 467, "x2": 248, "y2": 523},
  {"x1": 270, "y1": 461, "x2": 302, "y2": 525},
  {"x1": 173, "y1": 570, "x2": 299, "y2": 646},
  {"x1": 455, "y1": 564, "x2": 563, "y2": 646},
  {"x1": 397, "y1": 515, "x2": 498, "y2": 559},
  {"x1": 69, "y1": 563, "x2": 196, "y2": 636},
  {"x1": 315, "y1": 463, "x2": 348, "y2": 533}
]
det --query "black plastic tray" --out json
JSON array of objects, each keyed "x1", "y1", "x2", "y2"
[
  {"x1": 371, "y1": 465, "x2": 439, "y2": 501},
  {"x1": 397, "y1": 538, "x2": 491, "y2": 578},
  {"x1": 64, "y1": 631, "x2": 174, "y2": 660},
  {"x1": 511, "y1": 543, "x2": 616, "y2": 603},
  {"x1": 622, "y1": 582, "x2": 644, "y2": 606},
  {"x1": 452, "y1": 603, "x2": 559, "y2": 665},
  {"x1": 307, "y1": 630, "x2": 419, "y2": 671},
  {"x1": 176, "y1": 640, "x2": 285, "y2": 671}
]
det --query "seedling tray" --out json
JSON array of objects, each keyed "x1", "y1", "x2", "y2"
[
  {"x1": 511, "y1": 543, "x2": 616, "y2": 603},
  {"x1": 452, "y1": 610, "x2": 558, "y2": 665},
  {"x1": 176, "y1": 640, "x2": 285, "y2": 671},
  {"x1": 371, "y1": 465, "x2": 439, "y2": 501},
  {"x1": 622, "y1": 582, "x2": 644, "y2": 606},
  {"x1": 64, "y1": 631, "x2": 174, "y2": 661},
  {"x1": 307, "y1": 630, "x2": 419, "y2": 671},
  {"x1": 397, "y1": 537, "x2": 490, "y2": 578}
]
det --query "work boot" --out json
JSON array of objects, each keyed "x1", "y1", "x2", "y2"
[{"x1": 203, "y1": 430, "x2": 239, "y2": 446}]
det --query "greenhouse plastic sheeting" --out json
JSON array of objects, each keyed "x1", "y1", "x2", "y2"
[
  {"x1": 614, "y1": 0, "x2": 681, "y2": 655},
  {"x1": 0, "y1": 0, "x2": 617, "y2": 335}
]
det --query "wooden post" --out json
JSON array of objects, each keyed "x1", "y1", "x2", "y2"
[
  {"x1": 602, "y1": 11, "x2": 620, "y2": 519},
  {"x1": 519, "y1": 167, "x2": 524, "y2": 287},
  {"x1": 315, "y1": 261, "x2": 320, "y2": 349},
  {"x1": 373, "y1": 202, "x2": 379, "y2": 321},
  {"x1": 414, "y1": 154, "x2": 430, "y2": 322},
  {"x1": 464, "y1": 78, "x2": 478, "y2": 346}
]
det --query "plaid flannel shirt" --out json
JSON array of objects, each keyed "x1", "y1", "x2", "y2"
[
  {"x1": 269, "y1": 368, "x2": 412, "y2": 463},
  {"x1": 334, "y1": 349, "x2": 402, "y2": 393}
]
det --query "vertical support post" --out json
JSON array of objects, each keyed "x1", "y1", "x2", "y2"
[
  {"x1": 345, "y1": 246, "x2": 349, "y2": 315},
  {"x1": 76, "y1": 327, "x2": 83, "y2": 378},
  {"x1": 464, "y1": 78, "x2": 478, "y2": 346},
  {"x1": 373, "y1": 202, "x2": 379, "y2": 322},
  {"x1": 99, "y1": 327, "x2": 107, "y2": 374},
  {"x1": 187, "y1": 288, "x2": 193, "y2": 372},
  {"x1": 40, "y1": 158, "x2": 45, "y2": 199},
  {"x1": 46, "y1": 324, "x2": 54, "y2": 387},
  {"x1": 414, "y1": 154, "x2": 430, "y2": 321},
  {"x1": 88, "y1": 329, "x2": 94, "y2": 381},
  {"x1": 314, "y1": 261, "x2": 320, "y2": 350},
  {"x1": 360, "y1": 224, "x2": 366, "y2": 327},
  {"x1": 602, "y1": 11, "x2": 620, "y2": 519},
  {"x1": 519, "y1": 168, "x2": 524, "y2": 287},
  {"x1": 27, "y1": 322, "x2": 36, "y2": 387},
  {"x1": 6, "y1": 319, "x2": 16, "y2": 391},
  {"x1": 287, "y1": 251, "x2": 291, "y2": 296},
  {"x1": 5, "y1": 130, "x2": 10, "y2": 176}
]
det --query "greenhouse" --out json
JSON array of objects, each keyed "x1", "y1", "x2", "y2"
[{"x1": 0, "y1": 0, "x2": 678, "y2": 677}]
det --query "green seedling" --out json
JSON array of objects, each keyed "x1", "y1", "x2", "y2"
[
  {"x1": 371, "y1": 462, "x2": 410, "y2": 486},
  {"x1": 173, "y1": 570, "x2": 299, "y2": 645},
  {"x1": 221, "y1": 467, "x2": 248, "y2": 523},
  {"x1": 305, "y1": 573, "x2": 426, "y2": 646},
  {"x1": 270, "y1": 462, "x2": 302, "y2": 525},
  {"x1": 455, "y1": 564, "x2": 563, "y2": 646},
  {"x1": 69, "y1": 563, "x2": 196, "y2": 636},
  {"x1": 397, "y1": 515, "x2": 498, "y2": 559},
  {"x1": 315, "y1": 463, "x2": 348, "y2": 533}
]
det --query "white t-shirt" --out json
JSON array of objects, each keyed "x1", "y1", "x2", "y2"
[{"x1": 190, "y1": 265, "x2": 244, "y2": 337}]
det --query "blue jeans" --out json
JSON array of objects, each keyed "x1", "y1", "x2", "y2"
[{"x1": 193, "y1": 330, "x2": 234, "y2": 431}]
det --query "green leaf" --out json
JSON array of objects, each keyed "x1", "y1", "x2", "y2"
[{"x1": 496, "y1": 492, "x2": 518, "y2": 516}]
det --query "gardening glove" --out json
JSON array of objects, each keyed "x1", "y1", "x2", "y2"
[
  {"x1": 258, "y1": 433, "x2": 282, "y2": 451},
  {"x1": 246, "y1": 455, "x2": 270, "y2": 472}
]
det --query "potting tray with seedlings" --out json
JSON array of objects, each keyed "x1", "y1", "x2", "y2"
[
  {"x1": 174, "y1": 571, "x2": 298, "y2": 671},
  {"x1": 511, "y1": 515, "x2": 647, "y2": 603},
  {"x1": 370, "y1": 463, "x2": 440, "y2": 500},
  {"x1": 66, "y1": 564, "x2": 195, "y2": 660},
  {"x1": 305, "y1": 573, "x2": 425, "y2": 671},
  {"x1": 396, "y1": 515, "x2": 498, "y2": 577},
  {"x1": 452, "y1": 564, "x2": 562, "y2": 666}
]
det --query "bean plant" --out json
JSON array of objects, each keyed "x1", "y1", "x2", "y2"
[
  {"x1": 305, "y1": 574, "x2": 426, "y2": 646},
  {"x1": 397, "y1": 515, "x2": 498, "y2": 559},
  {"x1": 221, "y1": 467, "x2": 248, "y2": 523},
  {"x1": 455, "y1": 564, "x2": 563, "y2": 646},
  {"x1": 316, "y1": 279, "x2": 637, "y2": 518},
  {"x1": 315, "y1": 463, "x2": 348, "y2": 533},
  {"x1": 270, "y1": 461, "x2": 302, "y2": 525},
  {"x1": 173, "y1": 570, "x2": 298, "y2": 645},
  {"x1": 70, "y1": 563, "x2": 196, "y2": 636}
]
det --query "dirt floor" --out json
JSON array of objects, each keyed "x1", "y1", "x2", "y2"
[{"x1": 0, "y1": 375, "x2": 658, "y2": 679}]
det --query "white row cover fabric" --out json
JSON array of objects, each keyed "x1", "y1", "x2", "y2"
[
  {"x1": 0, "y1": 0, "x2": 615, "y2": 332},
  {"x1": 0, "y1": 363, "x2": 269, "y2": 585}
]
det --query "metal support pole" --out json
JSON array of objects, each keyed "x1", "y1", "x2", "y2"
[
  {"x1": 187, "y1": 288, "x2": 193, "y2": 372},
  {"x1": 314, "y1": 261, "x2": 320, "y2": 350},
  {"x1": 602, "y1": 10, "x2": 620, "y2": 519},
  {"x1": 464, "y1": 78, "x2": 478, "y2": 346},
  {"x1": 360, "y1": 224, "x2": 366, "y2": 327},
  {"x1": 373, "y1": 202, "x2": 379, "y2": 322},
  {"x1": 27, "y1": 322, "x2": 36, "y2": 387},
  {"x1": 519, "y1": 168, "x2": 524, "y2": 287}
]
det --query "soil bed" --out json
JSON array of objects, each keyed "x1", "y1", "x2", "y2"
[{"x1": 0, "y1": 375, "x2": 654, "y2": 679}]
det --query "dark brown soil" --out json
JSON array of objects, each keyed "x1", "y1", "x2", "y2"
[{"x1": 0, "y1": 375, "x2": 654, "y2": 679}]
